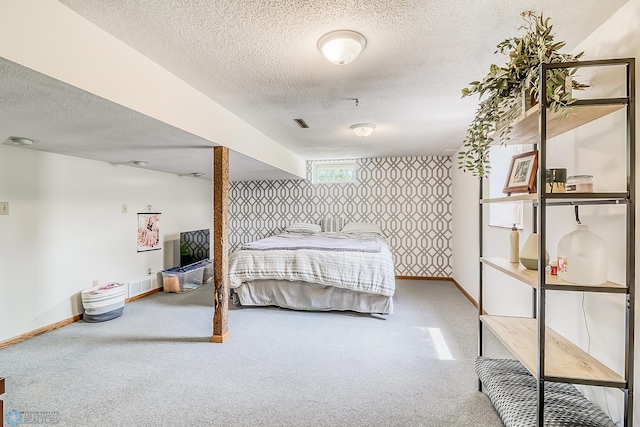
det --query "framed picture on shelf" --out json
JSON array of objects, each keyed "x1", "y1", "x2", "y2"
[{"x1": 503, "y1": 150, "x2": 538, "y2": 195}]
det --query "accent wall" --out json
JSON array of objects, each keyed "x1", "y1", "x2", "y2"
[{"x1": 230, "y1": 156, "x2": 452, "y2": 277}]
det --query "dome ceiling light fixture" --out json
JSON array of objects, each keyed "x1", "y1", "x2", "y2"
[
  {"x1": 131, "y1": 160, "x2": 147, "y2": 167},
  {"x1": 318, "y1": 30, "x2": 367, "y2": 65},
  {"x1": 191, "y1": 173, "x2": 203, "y2": 177},
  {"x1": 350, "y1": 123, "x2": 376, "y2": 137}
]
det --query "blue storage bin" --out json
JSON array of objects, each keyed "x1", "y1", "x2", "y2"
[{"x1": 162, "y1": 260, "x2": 210, "y2": 293}]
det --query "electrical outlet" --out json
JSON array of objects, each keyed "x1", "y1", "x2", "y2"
[
  {"x1": 0, "y1": 202, "x2": 8, "y2": 215},
  {"x1": 122, "y1": 204, "x2": 128, "y2": 213},
  {"x1": 92, "y1": 280, "x2": 99, "y2": 286},
  {"x1": 147, "y1": 268, "x2": 152, "y2": 275}
]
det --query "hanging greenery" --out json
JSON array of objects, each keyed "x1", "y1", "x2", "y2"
[{"x1": 458, "y1": 11, "x2": 588, "y2": 178}]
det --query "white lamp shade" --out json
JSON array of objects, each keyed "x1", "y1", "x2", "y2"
[
  {"x1": 350, "y1": 123, "x2": 376, "y2": 137},
  {"x1": 318, "y1": 30, "x2": 367, "y2": 65}
]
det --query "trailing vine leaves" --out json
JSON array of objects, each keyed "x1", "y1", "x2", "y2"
[{"x1": 458, "y1": 11, "x2": 588, "y2": 178}]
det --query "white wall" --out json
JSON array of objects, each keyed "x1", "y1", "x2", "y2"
[
  {"x1": 452, "y1": 1, "x2": 640, "y2": 424},
  {"x1": 451, "y1": 163, "x2": 479, "y2": 298},
  {"x1": 0, "y1": 144, "x2": 213, "y2": 342}
]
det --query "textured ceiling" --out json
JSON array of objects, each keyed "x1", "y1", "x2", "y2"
[{"x1": 1, "y1": 0, "x2": 631, "y2": 179}]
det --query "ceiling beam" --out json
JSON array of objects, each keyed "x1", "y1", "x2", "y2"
[{"x1": 0, "y1": 0, "x2": 306, "y2": 179}]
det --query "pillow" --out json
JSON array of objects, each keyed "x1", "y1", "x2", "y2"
[
  {"x1": 320, "y1": 217, "x2": 347, "y2": 232},
  {"x1": 284, "y1": 222, "x2": 321, "y2": 234},
  {"x1": 341, "y1": 222, "x2": 384, "y2": 236}
]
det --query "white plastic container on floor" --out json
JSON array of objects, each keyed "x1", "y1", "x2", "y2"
[{"x1": 557, "y1": 224, "x2": 607, "y2": 285}]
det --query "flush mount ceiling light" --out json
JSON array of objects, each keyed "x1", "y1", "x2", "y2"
[
  {"x1": 131, "y1": 160, "x2": 147, "y2": 167},
  {"x1": 9, "y1": 136, "x2": 34, "y2": 146},
  {"x1": 350, "y1": 123, "x2": 376, "y2": 137},
  {"x1": 191, "y1": 173, "x2": 203, "y2": 177},
  {"x1": 318, "y1": 30, "x2": 367, "y2": 65}
]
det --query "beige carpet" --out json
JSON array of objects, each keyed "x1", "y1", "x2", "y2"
[{"x1": 0, "y1": 279, "x2": 509, "y2": 427}]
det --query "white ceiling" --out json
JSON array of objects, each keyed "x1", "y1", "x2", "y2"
[{"x1": 0, "y1": 0, "x2": 631, "y2": 180}]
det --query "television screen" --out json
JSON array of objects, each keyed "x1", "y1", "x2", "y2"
[{"x1": 179, "y1": 229, "x2": 210, "y2": 267}]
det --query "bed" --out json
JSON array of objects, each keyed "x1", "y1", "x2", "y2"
[{"x1": 228, "y1": 222, "x2": 396, "y2": 314}]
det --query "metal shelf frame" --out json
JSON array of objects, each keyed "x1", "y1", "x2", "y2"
[{"x1": 477, "y1": 57, "x2": 636, "y2": 427}]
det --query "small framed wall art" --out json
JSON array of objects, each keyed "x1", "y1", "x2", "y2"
[
  {"x1": 503, "y1": 150, "x2": 538, "y2": 195},
  {"x1": 137, "y1": 212, "x2": 162, "y2": 252}
]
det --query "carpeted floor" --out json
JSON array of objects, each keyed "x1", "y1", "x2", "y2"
[{"x1": 0, "y1": 280, "x2": 508, "y2": 426}]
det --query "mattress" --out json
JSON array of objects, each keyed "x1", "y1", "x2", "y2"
[
  {"x1": 234, "y1": 279, "x2": 393, "y2": 314},
  {"x1": 229, "y1": 231, "x2": 396, "y2": 298},
  {"x1": 229, "y1": 225, "x2": 396, "y2": 314}
]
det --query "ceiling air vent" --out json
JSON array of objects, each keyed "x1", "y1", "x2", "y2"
[{"x1": 294, "y1": 118, "x2": 309, "y2": 129}]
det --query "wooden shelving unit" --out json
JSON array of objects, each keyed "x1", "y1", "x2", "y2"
[{"x1": 477, "y1": 58, "x2": 635, "y2": 427}]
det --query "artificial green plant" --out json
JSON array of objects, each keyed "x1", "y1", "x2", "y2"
[{"x1": 458, "y1": 11, "x2": 588, "y2": 177}]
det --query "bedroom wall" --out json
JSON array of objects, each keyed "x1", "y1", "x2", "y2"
[
  {"x1": 0, "y1": 144, "x2": 212, "y2": 343},
  {"x1": 452, "y1": 1, "x2": 640, "y2": 425},
  {"x1": 229, "y1": 156, "x2": 452, "y2": 277}
]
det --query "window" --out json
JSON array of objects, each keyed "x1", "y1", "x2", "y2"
[{"x1": 312, "y1": 161, "x2": 357, "y2": 184}]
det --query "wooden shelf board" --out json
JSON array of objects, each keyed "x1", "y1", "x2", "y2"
[
  {"x1": 480, "y1": 194, "x2": 537, "y2": 204},
  {"x1": 481, "y1": 257, "x2": 625, "y2": 291},
  {"x1": 480, "y1": 193, "x2": 628, "y2": 205},
  {"x1": 491, "y1": 103, "x2": 625, "y2": 146},
  {"x1": 480, "y1": 315, "x2": 624, "y2": 383},
  {"x1": 545, "y1": 192, "x2": 629, "y2": 200}
]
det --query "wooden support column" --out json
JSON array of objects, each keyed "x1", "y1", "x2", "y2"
[
  {"x1": 1, "y1": 377, "x2": 5, "y2": 427},
  {"x1": 211, "y1": 146, "x2": 230, "y2": 343}
]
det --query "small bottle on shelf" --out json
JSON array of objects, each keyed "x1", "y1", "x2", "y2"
[{"x1": 510, "y1": 224, "x2": 519, "y2": 263}]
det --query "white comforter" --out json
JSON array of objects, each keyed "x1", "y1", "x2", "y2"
[{"x1": 229, "y1": 232, "x2": 396, "y2": 297}]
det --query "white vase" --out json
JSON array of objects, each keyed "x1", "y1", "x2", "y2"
[
  {"x1": 519, "y1": 233, "x2": 549, "y2": 270},
  {"x1": 557, "y1": 224, "x2": 607, "y2": 285}
]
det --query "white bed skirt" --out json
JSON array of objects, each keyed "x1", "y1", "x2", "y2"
[{"x1": 234, "y1": 279, "x2": 393, "y2": 314}]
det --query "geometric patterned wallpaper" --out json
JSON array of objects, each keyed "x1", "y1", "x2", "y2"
[{"x1": 229, "y1": 156, "x2": 452, "y2": 277}]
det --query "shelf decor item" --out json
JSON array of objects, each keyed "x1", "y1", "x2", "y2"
[
  {"x1": 509, "y1": 224, "x2": 519, "y2": 263},
  {"x1": 546, "y1": 168, "x2": 567, "y2": 193},
  {"x1": 503, "y1": 150, "x2": 538, "y2": 195},
  {"x1": 458, "y1": 11, "x2": 588, "y2": 178},
  {"x1": 519, "y1": 233, "x2": 549, "y2": 270},
  {"x1": 557, "y1": 224, "x2": 607, "y2": 285},
  {"x1": 566, "y1": 175, "x2": 594, "y2": 192}
]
